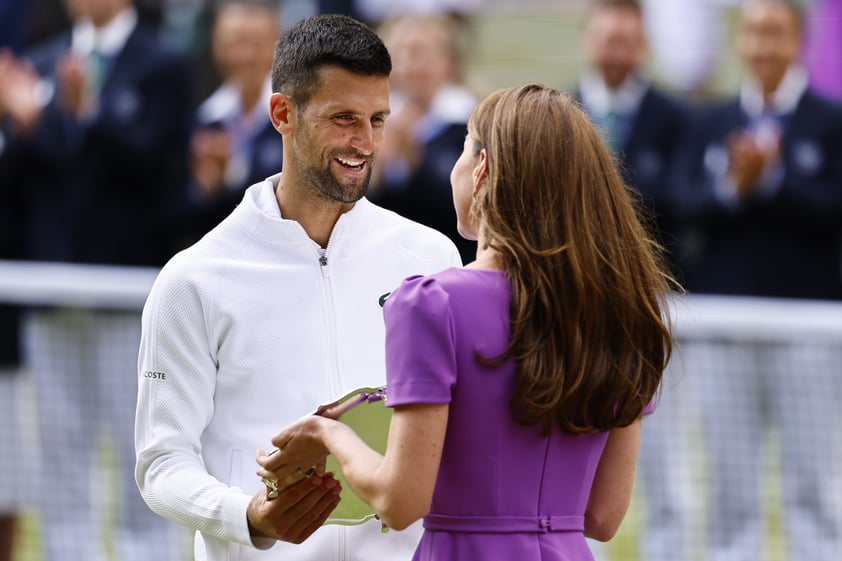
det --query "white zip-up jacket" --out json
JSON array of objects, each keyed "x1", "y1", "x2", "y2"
[{"x1": 136, "y1": 177, "x2": 461, "y2": 561}]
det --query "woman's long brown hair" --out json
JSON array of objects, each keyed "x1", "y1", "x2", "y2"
[{"x1": 470, "y1": 84, "x2": 675, "y2": 435}]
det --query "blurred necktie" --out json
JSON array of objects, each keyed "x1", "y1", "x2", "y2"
[
  {"x1": 87, "y1": 48, "x2": 107, "y2": 95},
  {"x1": 753, "y1": 108, "x2": 782, "y2": 153},
  {"x1": 603, "y1": 109, "x2": 624, "y2": 154},
  {"x1": 82, "y1": 48, "x2": 107, "y2": 117}
]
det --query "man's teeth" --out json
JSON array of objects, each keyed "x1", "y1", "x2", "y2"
[{"x1": 337, "y1": 157, "x2": 364, "y2": 168}]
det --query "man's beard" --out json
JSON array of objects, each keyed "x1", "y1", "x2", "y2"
[
  {"x1": 293, "y1": 127, "x2": 373, "y2": 203},
  {"x1": 299, "y1": 157, "x2": 372, "y2": 203}
]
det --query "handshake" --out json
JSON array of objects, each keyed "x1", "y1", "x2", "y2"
[{"x1": 248, "y1": 388, "x2": 390, "y2": 543}]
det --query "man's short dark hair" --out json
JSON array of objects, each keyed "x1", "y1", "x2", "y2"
[
  {"x1": 742, "y1": 0, "x2": 805, "y2": 32},
  {"x1": 271, "y1": 14, "x2": 392, "y2": 106}
]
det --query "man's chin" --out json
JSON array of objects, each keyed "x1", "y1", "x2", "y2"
[
  {"x1": 333, "y1": 174, "x2": 371, "y2": 203},
  {"x1": 333, "y1": 190, "x2": 367, "y2": 204},
  {"x1": 323, "y1": 181, "x2": 369, "y2": 204}
]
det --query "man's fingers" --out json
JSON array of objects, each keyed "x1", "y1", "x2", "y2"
[
  {"x1": 290, "y1": 496, "x2": 342, "y2": 543},
  {"x1": 267, "y1": 475, "x2": 341, "y2": 541},
  {"x1": 285, "y1": 484, "x2": 342, "y2": 542},
  {"x1": 275, "y1": 473, "x2": 333, "y2": 508},
  {"x1": 282, "y1": 475, "x2": 340, "y2": 515},
  {"x1": 255, "y1": 473, "x2": 342, "y2": 542}
]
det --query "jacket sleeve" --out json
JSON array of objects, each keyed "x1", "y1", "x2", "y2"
[
  {"x1": 773, "y1": 103, "x2": 842, "y2": 230},
  {"x1": 134, "y1": 258, "x2": 272, "y2": 550},
  {"x1": 666, "y1": 104, "x2": 735, "y2": 224},
  {"x1": 24, "y1": 36, "x2": 194, "y2": 187},
  {"x1": 85, "y1": 47, "x2": 194, "y2": 176}
]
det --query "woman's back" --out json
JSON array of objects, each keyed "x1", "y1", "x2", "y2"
[{"x1": 384, "y1": 267, "x2": 610, "y2": 561}]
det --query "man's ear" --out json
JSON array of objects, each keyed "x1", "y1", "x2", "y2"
[
  {"x1": 473, "y1": 148, "x2": 489, "y2": 193},
  {"x1": 270, "y1": 92, "x2": 295, "y2": 135}
]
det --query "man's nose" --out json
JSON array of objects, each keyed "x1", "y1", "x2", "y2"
[{"x1": 350, "y1": 122, "x2": 375, "y2": 155}]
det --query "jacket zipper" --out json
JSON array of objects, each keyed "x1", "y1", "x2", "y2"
[
  {"x1": 319, "y1": 252, "x2": 341, "y2": 401},
  {"x1": 315, "y1": 218, "x2": 347, "y2": 561}
]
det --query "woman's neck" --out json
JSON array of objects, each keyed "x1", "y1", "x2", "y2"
[{"x1": 466, "y1": 236, "x2": 502, "y2": 270}]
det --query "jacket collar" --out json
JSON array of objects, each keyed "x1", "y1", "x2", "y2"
[
  {"x1": 198, "y1": 76, "x2": 273, "y2": 127},
  {"x1": 71, "y1": 6, "x2": 137, "y2": 58},
  {"x1": 239, "y1": 174, "x2": 372, "y2": 251},
  {"x1": 578, "y1": 71, "x2": 649, "y2": 116},
  {"x1": 740, "y1": 65, "x2": 808, "y2": 118}
]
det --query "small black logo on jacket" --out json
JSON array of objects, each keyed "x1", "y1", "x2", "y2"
[{"x1": 143, "y1": 370, "x2": 168, "y2": 381}]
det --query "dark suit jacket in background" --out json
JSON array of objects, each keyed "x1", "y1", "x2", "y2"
[
  {"x1": 0, "y1": 130, "x2": 23, "y2": 369},
  {"x1": 370, "y1": 121, "x2": 476, "y2": 264},
  {"x1": 576, "y1": 85, "x2": 690, "y2": 276},
  {"x1": 670, "y1": 90, "x2": 842, "y2": 300},
  {"x1": 183, "y1": 119, "x2": 283, "y2": 246},
  {"x1": 4, "y1": 23, "x2": 193, "y2": 267}
]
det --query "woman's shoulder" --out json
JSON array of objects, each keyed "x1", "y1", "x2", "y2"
[
  {"x1": 396, "y1": 267, "x2": 507, "y2": 298},
  {"x1": 385, "y1": 268, "x2": 508, "y2": 319}
]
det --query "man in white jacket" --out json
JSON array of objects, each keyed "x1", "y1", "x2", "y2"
[{"x1": 135, "y1": 14, "x2": 461, "y2": 561}]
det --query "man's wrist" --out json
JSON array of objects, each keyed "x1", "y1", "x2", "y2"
[
  {"x1": 245, "y1": 494, "x2": 278, "y2": 549},
  {"x1": 246, "y1": 495, "x2": 266, "y2": 538}
]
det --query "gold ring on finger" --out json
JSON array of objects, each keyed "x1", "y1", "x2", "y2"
[{"x1": 262, "y1": 477, "x2": 279, "y2": 499}]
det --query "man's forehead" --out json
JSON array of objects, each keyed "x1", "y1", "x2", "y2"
[
  {"x1": 313, "y1": 64, "x2": 387, "y2": 82},
  {"x1": 309, "y1": 68, "x2": 390, "y2": 110},
  {"x1": 740, "y1": 0, "x2": 801, "y2": 26}
]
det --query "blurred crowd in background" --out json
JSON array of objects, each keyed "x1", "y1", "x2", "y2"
[{"x1": 1, "y1": 1, "x2": 841, "y2": 561}]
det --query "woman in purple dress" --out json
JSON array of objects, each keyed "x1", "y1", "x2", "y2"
[{"x1": 259, "y1": 84, "x2": 675, "y2": 560}]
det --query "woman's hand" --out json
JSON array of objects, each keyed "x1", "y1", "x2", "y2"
[{"x1": 257, "y1": 415, "x2": 336, "y2": 487}]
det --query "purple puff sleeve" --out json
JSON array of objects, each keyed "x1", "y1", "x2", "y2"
[{"x1": 383, "y1": 275, "x2": 457, "y2": 407}]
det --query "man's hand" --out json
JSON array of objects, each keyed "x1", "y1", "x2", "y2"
[
  {"x1": 0, "y1": 50, "x2": 44, "y2": 135},
  {"x1": 56, "y1": 53, "x2": 89, "y2": 117},
  {"x1": 191, "y1": 128, "x2": 231, "y2": 196},
  {"x1": 246, "y1": 470, "x2": 341, "y2": 544},
  {"x1": 0, "y1": 49, "x2": 12, "y2": 115},
  {"x1": 369, "y1": 101, "x2": 424, "y2": 190},
  {"x1": 727, "y1": 129, "x2": 780, "y2": 200}
]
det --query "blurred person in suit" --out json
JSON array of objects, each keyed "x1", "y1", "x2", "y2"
[
  {"x1": 183, "y1": 0, "x2": 283, "y2": 244},
  {"x1": 369, "y1": 14, "x2": 477, "y2": 263},
  {"x1": 0, "y1": 0, "x2": 192, "y2": 560},
  {"x1": 575, "y1": 2, "x2": 695, "y2": 560},
  {"x1": 672, "y1": 1, "x2": 842, "y2": 560},
  {"x1": 577, "y1": 0, "x2": 690, "y2": 266},
  {"x1": 0, "y1": 7, "x2": 28, "y2": 560}
]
